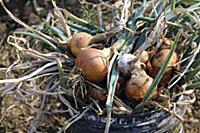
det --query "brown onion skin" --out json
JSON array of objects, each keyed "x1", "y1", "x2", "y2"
[
  {"x1": 68, "y1": 32, "x2": 92, "y2": 56},
  {"x1": 147, "y1": 49, "x2": 177, "y2": 84},
  {"x1": 152, "y1": 49, "x2": 177, "y2": 67},
  {"x1": 116, "y1": 75, "x2": 127, "y2": 94},
  {"x1": 161, "y1": 37, "x2": 173, "y2": 49},
  {"x1": 89, "y1": 88, "x2": 107, "y2": 102},
  {"x1": 125, "y1": 74, "x2": 157, "y2": 101},
  {"x1": 75, "y1": 48, "x2": 108, "y2": 82}
]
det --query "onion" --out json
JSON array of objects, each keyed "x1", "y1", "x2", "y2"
[
  {"x1": 89, "y1": 87, "x2": 107, "y2": 102},
  {"x1": 161, "y1": 37, "x2": 173, "y2": 49},
  {"x1": 75, "y1": 48, "x2": 110, "y2": 82},
  {"x1": 118, "y1": 53, "x2": 147, "y2": 77},
  {"x1": 68, "y1": 32, "x2": 92, "y2": 56},
  {"x1": 125, "y1": 72, "x2": 157, "y2": 101},
  {"x1": 139, "y1": 51, "x2": 149, "y2": 64},
  {"x1": 116, "y1": 75, "x2": 127, "y2": 94},
  {"x1": 147, "y1": 49, "x2": 177, "y2": 83},
  {"x1": 117, "y1": 54, "x2": 137, "y2": 76},
  {"x1": 152, "y1": 49, "x2": 177, "y2": 67}
]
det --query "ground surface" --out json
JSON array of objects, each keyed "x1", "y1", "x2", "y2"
[{"x1": 0, "y1": 0, "x2": 199, "y2": 133}]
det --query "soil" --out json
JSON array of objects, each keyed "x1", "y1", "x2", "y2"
[{"x1": 0, "y1": 0, "x2": 199, "y2": 133}]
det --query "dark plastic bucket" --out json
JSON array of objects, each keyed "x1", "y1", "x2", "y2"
[{"x1": 65, "y1": 96, "x2": 187, "y2": 133}]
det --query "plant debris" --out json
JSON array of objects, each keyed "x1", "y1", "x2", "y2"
[{"x1": 0, "y1": 0, "x2": 200, "y2": 132}]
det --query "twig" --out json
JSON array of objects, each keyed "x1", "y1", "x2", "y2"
[
  {"x1": 152, "y1": 101, "x2": 185, "y2": 122},
  {"x1": 29, "y1": 77, "x2": 55, "y2": 133},
  {"x1": 63, "y1": 106, "x2": 90, "y2": 131},
  {"x1": 169, "y1": 42, "x2": 200, "y2": 89},
  {"x1": 89, "y1": 28, "x2": 121, "y2": 45},
  {"x1": 0, "y1": 104, "x2": 17, "y2": 123},
  {"x1": 28, "y1": 88, "x2": 65, "y2": 96},
  {"x1": 0, "y1": 0, "x2": 59, "y2": 45},
  {"x1": 33, "y1": 0, "x2": 43, "y2": 13},
  {"x1": 6, "y1": 60, "x2": 20, "y2": 79},
  {"x1": 90, "y1": 98, "x2": 103, "y2": 114},
  {"x1": 7, "y1": 36, "x2": 53, "y2": 61},
  {"x1": 98, "y1": 6, "x2": 104, "y2": 30},
  {"x1": 114, "y1": 96, "x2": 132, "y2": 114},
  {"x1": 27, "y1": 73, "x2": 57, "y2": 81},
  {"x1": 57, "y1": 88, "x2": 78, "y2": 115},
  {"x1": 0, "y1": 83, "x2": 18, "y2": 94},
  {"x1": 0, "y1": 61, "x2": 58, "y2": 84},
  {"x1": 51, "y1": 0, "x2": 71, "y2": 37},
  {"x1": 85, "y1": 80, "x2": 105, "y2": 91}
]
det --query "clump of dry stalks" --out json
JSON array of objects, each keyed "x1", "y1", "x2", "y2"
[{"x1": 0, "y1": 0, "x2": 199, "y2": 132}]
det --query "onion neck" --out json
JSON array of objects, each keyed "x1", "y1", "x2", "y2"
[
  {"x1": 102, "y1": 47, "x2": 115, "y2": 60},
  {"x1": 131, "y1": 67, "x2": 147, "y2": 77}
]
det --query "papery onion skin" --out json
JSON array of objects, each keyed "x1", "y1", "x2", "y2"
[
  {"x1": 147, "y1": 49, "x2": 177, "y2": 83},
  {"x1": 117, "y1": 54, "x2": 137, "y2": 76},
  {"x1": 68, "y1": 32, "x2": 92, "y2": 56},
  {"x1": 152, "y1": 49, "x2": 177, "y2": 67},
  {"x1": 125, "y1": 74, "x2": 157, "y2": 101},
  {"x1": 75, "y1": 48, "x2": 109, "y2": 82},
  {"x1": 139, "y1": 51, "x2": 149, "y2": 64},
  {"x1": 161, "y1": 37, "x2": 173, "y2": 49},
  {"x1": 89, "y1": 88, "x2": 107, "y2": 102}
]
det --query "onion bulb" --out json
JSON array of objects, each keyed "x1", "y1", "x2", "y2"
[
  {"x1": 139, "y1": 51, "x2": 149, "y2": 64},
  {"x1": 117, "y1": 54, "x2": 137, "y2": 76},
  {"x1": 161, "y1": 37, "x2": 173, "y2": 49},
  {"x1": 68, "y1": 32, "x2": 92, "y2": 56},
  {"x1": 147, "y1": 49, "x2": 177, "y2": 83},
  {"x1": 75, "y1": 48, "x2": 110, "y2": 82},
  {"x1": 89, "y1": 88, "x2": 107, "y2": 102},
  {"x1": 125, "y1": 72, "x2": 157, "y2": 101},
  {"x1": 118, "y1": 54, "x2": 147, "y2": 77},
  {"x1": 116, "y1": 75, "x2": 127, "y2": 94}
]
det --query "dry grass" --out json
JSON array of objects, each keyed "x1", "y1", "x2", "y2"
[{"x1": 0, "y1": 0, "x2": 199, "y2": 133}]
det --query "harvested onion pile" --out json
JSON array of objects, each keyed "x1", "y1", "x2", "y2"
[
  {"x1": 68, "y1": 32, "x2": 178, "y2": 102},
  {"x1": 0, "y1": 1, "x2": 198, "y2": 132}
]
